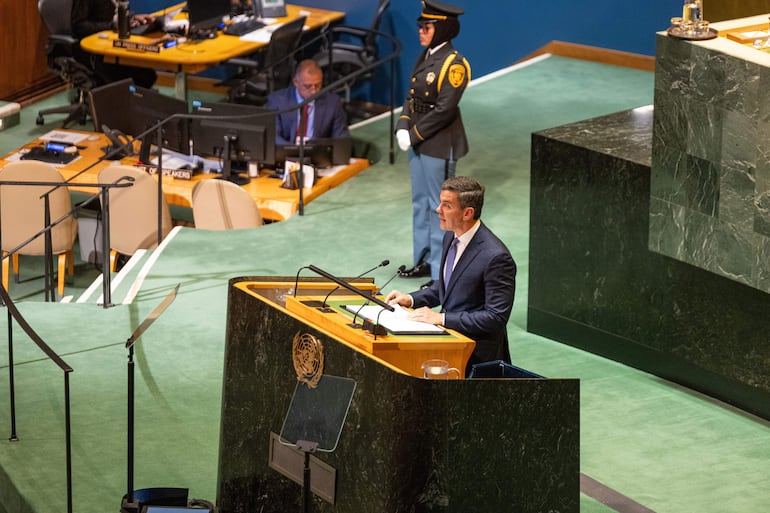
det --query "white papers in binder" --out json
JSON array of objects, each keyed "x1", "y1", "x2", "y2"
[{"x1": 343, "y1": 304, "x2": 445, "y2": 335}]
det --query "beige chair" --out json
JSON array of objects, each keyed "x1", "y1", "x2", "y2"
[
  {"x1": 98, "y1": 164, "x2": 172, "y2": 271},
  {"x1": 0, "y1": 161, "x2": 78, "y2": 297},
  {"x1": 192, "y1": 179, "x2": 263, "y2": 230}
]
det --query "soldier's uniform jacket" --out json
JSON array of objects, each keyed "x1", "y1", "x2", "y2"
[{"x1": 397, "y1": 42, "x2": 471, "y2": 160}]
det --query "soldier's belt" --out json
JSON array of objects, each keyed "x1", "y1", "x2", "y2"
[{"x1": 409, "y1": 99, "x2": 435, "y2": 114}]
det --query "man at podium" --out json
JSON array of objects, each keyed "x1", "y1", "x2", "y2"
[{"x1": 386, "y1": 176, "x2": 516, "y2": 372}]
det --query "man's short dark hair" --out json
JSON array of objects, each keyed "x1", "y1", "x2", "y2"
[{"x1": 442, "y1": 176, "x2": 484, "y2": 219}]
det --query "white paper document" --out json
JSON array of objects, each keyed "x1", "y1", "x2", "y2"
[
  {"x1": 343, "y1": 304, "x2": 445, "y2": 335},
  {"x1": 39, "y1": 130, "x2": 89, "y2": 144}
]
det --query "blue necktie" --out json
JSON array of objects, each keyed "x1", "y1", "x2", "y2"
[{"x1": 444, "y1": 238, "x2": 459, "y2": 286}]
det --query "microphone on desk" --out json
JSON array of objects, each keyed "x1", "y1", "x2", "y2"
[
  {"x1": 375, "y1": 264, "x2": 406, "y2": 296},
  {"x1": 320, "y1": 259, "x2": 390, "y2": 311},
  {"x1": 349, "y1": 300, "x2": 370, "y2": 329},
  {"x1": 292, "y1": 265, "x2": 311, "y2": 297}
]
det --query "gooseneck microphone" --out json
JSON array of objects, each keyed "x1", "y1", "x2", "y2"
[
  {"x1": 376, "y1": 264, "x2": 406, "y2": 295},
  {"x1": 320, "y1": 259, "x2": 390, "y2": 309},
  {"x1": 292, "y1": 265, "x2": 311, "y2": 297},
  {"x1": 307, "y1": 265, "x2": 395, "y2": 313},
  {"x1": 349, "y1": 300, "x2": 370, "y2": 329}
]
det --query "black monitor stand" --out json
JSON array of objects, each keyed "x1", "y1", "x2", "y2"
[{"x1": 219, "y1": 134, "x2": 250, "y2": 186}]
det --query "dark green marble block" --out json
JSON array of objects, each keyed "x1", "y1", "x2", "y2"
[
  {"x1": 651, "y1": 33, "x2": 770, "y2": 291},
  {"x1": 529, "y1": 108, "x2": 770, "y2": 421}
]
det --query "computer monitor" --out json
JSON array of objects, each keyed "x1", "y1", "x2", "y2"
[
  {"x1": 275, "y1": 137, "x2": 353, "y2": 168},
  {"x1": 186, "y1": 0, "x2": 231, "y2": 36},
  {"x1": 89, "y1": 78, "x2": 134, "y2": 135},
  {"x1": 190, "y1": 102, "x2": 276, "y2": 185},
  {"x1": 127, "y1": 86, "x2": 189, "y2": 163},
  {"x1": 89, "y1": 78, "x2": 136, "y2": 158}
]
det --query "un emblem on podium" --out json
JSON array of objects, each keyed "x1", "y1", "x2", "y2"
[{"x1": 292, "y1": 332, "x2": 324, "y2": 388}]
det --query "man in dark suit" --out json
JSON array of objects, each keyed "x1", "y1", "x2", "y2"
[
  {"x1": 386, "y1": 176, "x2": 516, "y2": 373},
  {"x1": 266, "y1": 59, "x2": 350, "y2": 145}
]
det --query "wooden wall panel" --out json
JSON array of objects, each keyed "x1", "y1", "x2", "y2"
[{"x1": 0, "y1": 0, "x2": 54, "y2": 101}]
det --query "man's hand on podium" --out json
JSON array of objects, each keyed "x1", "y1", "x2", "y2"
[
  {"x1": 386, "y1": 290, "x2": 413, "y2": 308},
  {"x1": 407, "y1": 306, "x2": 442, "y2": 326},
  {"x1": 386, "y1": 292, "x2": 443, "y2": 326}
]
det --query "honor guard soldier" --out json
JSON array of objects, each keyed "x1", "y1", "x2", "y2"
[{"x1": 396, "y1": 0, "x2": 471, "y2": 287}]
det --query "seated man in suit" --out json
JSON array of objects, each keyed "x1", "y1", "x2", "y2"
[
  {"x1": 266, "y1": 59, "x2": 350, "y2": 145},
  {"x1": 386, "y1": 176, "x2": 517, "y2": 373}
]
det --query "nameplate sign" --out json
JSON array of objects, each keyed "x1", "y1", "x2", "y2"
[
  {"x1": 138, "y1": 165, "x2": 193, "y2": 181},
  {"x1": 112, "y1": 39, "x2": 162, "y2": 53}
]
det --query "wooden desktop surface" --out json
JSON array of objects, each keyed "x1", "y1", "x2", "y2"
[
  {"x1": 0, "y1": 129, "x2": 369, "y2": 222},
  {"x1": 80, "y1": 4, "x2": 344, "y2": 75},
  {"x1": 281, "y1": 292, "x2": 475, "y2": 378}
]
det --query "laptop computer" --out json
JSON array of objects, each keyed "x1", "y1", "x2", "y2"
[{"x1": 130, "y1": 7, "x2": 185, "y2": 36}]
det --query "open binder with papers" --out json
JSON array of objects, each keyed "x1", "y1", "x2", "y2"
[{"x1": 343, "y1": 304, "x2": 446, "y2": 335}]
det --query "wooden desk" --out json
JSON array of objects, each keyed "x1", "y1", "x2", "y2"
[
  {"x1": 0, "y1": 129, "x2": 369, "y2": 222},
  {"x1": 80, "y1": 3, "x2": 345, "y2": 99}
]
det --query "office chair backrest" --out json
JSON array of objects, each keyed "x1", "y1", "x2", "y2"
[
  {"x1": 0, "y1": 161, "x2": 77, "y2": 255},
  {"x1": 98, "y1": 165, "x2": 172, "y2": 256},
  {"x1": 39, "y1": 0, "x2": 74, "y2": 36},
  {"x1": 192, "y1": 179, "x2": 263, "y2": 230},
  {"x1": 263, "y1": 16, "x2": 307, "y2": 90},
  {"x1": 367, "y1": 0, "x2": 390, "y2": 48}
]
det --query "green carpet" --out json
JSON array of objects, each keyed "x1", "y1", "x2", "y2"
[{"x1": 1, "y1": 55, "x2": 769, "y2": 513}]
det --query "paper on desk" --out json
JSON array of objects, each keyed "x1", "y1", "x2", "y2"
[
  {"x1": 240, "y1": 27, "x2": 273, "y2": 43},
  {"x1": 39, "y1": 130, "x2": 89, "y2": 144},
  {"x1": 344, "y1": 304, "x2": 445, "y2": 334},
  {"x1": 740, "y1": 30, "x2": 769, "y2": 39},
  {"x1": 239, "y1": 20, "x2": 304, "y2": 42},
  {"x1": 165, "y1": 19, "x2": 188, "y2": 32},
  {"x1": 316, "y1": 164, "x2": 346, "y2": 178},
  {"x1": 150, "y1": 155, "x2": 191, "y2": 169},
  {"x1": 284, "y1": 161, "x2": 314, "y2": 189}
]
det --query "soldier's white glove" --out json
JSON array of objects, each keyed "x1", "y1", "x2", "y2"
[{"x1": 396, "y1": 129, "x2": 411, "y2": 151}]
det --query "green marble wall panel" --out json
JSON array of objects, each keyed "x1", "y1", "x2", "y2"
[
  {"x1": 651, "y1": 32, "x2": 770, "y2": 290},
  {"x1": 218, "y1": 278, "x2": 580, "y2": 513},
  {"x1": 529, "y1": 108, "x2": 770, "y2": 420}
]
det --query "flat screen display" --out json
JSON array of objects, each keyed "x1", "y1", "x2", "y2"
[
  {"x1": 190, "y1": 102, "x2": 276, "y2": 166},
  {"x1": 187, "y1": 0, "x2": 231, "y2": 33},
  {"x1": 128, "y1": 86, "x2": 189, "y2": 156}
]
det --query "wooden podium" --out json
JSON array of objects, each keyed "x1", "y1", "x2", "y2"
[{"x1": 216, "y1": 276, "x2": 580, "y2": 513}]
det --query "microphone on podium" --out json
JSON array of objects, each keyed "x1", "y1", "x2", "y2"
[
  {"x1": 375, "y1": 264, "x2": 406, "y2": 296},
  {"x1": 321, "y1": 259, "x2": 390, "y2": 310},
  {"x1": 351, "y1": 262, "x2": 403, "y2": 329},
  {"x1": 349, "y1": 300, "x2": 370, "y2": 329},
  {"x1": 292, "y1": 265, "x2": 312, "y2": 297}
]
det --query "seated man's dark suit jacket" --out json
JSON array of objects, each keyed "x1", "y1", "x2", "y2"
[
  {"x1": 265, "y1": 86, "x2": 350, "y2": 145},
  {"x1": 410, "y1": 222, "x2": 516, "y2": 370}
]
